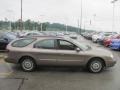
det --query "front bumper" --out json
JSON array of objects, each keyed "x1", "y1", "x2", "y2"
[{"x1": 106, "y1": 59, "x2": 116, "y2": 67}]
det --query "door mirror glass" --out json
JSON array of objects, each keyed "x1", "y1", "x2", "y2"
[{"x1": 76, "y1": 48, "x2": 80, "y2": 52}]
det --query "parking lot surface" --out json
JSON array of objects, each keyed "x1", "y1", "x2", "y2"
[{"x1": 0, "y1": 36, "x2": 120, "y2": 90}]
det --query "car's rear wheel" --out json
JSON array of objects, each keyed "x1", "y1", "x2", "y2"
[
  {"x1": 87, "y1": 58, "x2": 104, "y2": 73},
  {"x1": 20, "y1": 57, "x2": 36, "y2": 72}
]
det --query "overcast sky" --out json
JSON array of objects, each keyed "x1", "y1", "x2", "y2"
[{"x1": 0, "y1": 0, "x2": 120, "y2": 32}]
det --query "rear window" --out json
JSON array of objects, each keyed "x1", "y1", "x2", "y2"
[{"x1": 12, "y1": 38, "x2": 36, "y2": 47}]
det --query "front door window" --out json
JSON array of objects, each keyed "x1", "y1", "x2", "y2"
[{"x1": 58, "y1": 40, "x2": 76, "y2": 50}]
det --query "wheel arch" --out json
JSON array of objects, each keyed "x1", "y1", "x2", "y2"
[
  {"x1": 86, "y1": 57, "x2": 106, "y2": 67},
  {"x1": 18, "y1": 56, "x2": 36, "y2": 64}
]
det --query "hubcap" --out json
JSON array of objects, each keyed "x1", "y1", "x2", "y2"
[
  {"x1": 22, "y1": 59, "x2": 33, "y2": 70},
  {"x1": 90, "y1": 61, "x2": 102, "y2": 72},
  {"x1": 92, "y1": 63, "x2": 100, "y2": 69}
]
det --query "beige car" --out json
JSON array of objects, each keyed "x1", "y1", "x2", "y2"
[{"x1": 5, "y1": 37, "x2": 116, "y2": 73}]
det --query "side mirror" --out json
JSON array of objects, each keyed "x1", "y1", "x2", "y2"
[{"x1": 76, "y1": 47, "x2": 80, "y2": 52}]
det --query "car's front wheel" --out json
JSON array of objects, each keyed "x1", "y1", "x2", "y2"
[
  {"x1": 20, "y1": 57, "x2": 36, "y2": 72},
  {"x1": 87, "y1": 58, "x2": 104, "y2": 73}
]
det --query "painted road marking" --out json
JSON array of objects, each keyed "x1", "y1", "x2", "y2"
[{"x1": 0, "y1": 72, "x2": 13, "y2": 76}]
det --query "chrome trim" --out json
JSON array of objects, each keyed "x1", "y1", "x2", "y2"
[
  {"x1": 57, "y1": 60, "x2": 81, "y2": 61},
  {"x1": 40, "y1": 59, "x2": 56, "y2": 61}
]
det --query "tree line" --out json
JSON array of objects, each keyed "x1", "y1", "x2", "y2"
[{"x1": 0, "y1": 19, "x2": 83, "y2": 33}]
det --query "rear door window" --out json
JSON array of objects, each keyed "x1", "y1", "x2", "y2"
[{"x1": 34, "y1": 39, "x2": 55, "y2": 49}]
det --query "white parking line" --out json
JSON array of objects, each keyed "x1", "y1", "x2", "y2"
[{"x1": 0, "y1": 59, "x2": 13, "y2": 77}]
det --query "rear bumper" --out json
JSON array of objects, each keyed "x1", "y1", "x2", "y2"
[{"x1": 4, "y1": 57, "x2": 18, "y2": 64}]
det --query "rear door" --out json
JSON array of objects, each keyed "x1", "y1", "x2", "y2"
[{"x1": 32, "y1": 39, "x2": 58, "y2": 65}]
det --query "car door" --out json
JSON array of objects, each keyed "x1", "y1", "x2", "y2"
[
  {"x1": 56, "y1": 39, "x2": 85, "y2": 66},
  {"x1": 32, "y1": 39, "x2": 58, "y2": 65}
]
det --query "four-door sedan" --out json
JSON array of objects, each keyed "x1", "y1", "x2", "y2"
[{"x1": 5, "y1": 37, "x2": 116, "y2": 73}]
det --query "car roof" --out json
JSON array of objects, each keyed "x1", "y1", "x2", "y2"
[
  {"x1": 22, "y1": 36, "x2": 70, "y2": 41},
  {"x1": 22, "y1": 36, "x2": 62, "y2": 39}
]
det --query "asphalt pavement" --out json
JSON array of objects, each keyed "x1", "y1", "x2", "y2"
[{"x1": 0, "y1": 36, "x2": 120, "y2": 90}]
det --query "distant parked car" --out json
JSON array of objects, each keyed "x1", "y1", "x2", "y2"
[
  {"x1": 103, "y1": 34, "x2": 120, "y2": 47},
  {"x1": 18, "y1": 31, "x2": 44, "y2": 38},
  {"x1": 25, "y1": 32, "x2": 44, "y2": 38},
  {"x1": 5, "y1": 37, "x2": 116, "y2": 73},
  {"x1": 103, "y1": 36, "x2": 112, "y2": 47},
  {"x1": 0, "y1": 32, "x2": 17, "y2": 50},
  {"x1": 110, "y1": 39, "x2": 120, "y2": 50},
  {"x1": 84, "y1": 32, "x2": 96, "y2": 40},
  {"x1": 41, "y1": 31, "x2": 58, "y2": 36},
  {"x1": 97, "y1": 32, "x2": 115, "y2": 45},
  {"x1": 92, "y1": 32, "x2": 116, "y2": 44},
  {"x1": 69, "y1": 32, "x2": 78, "y2": 39},
  {"x1": 92, "y1": 32, "x2": 103, "y2": 43}
]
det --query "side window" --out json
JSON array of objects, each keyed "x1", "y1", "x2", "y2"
[
  {"x1": 58, "y1": 40, "x2": 76, "y2": 50},
  {"x1": 12, "y1": 38, "x2": 36, "y2": 47},
  {"x1": 34, "y1": 39, "x2": 55, "y2": 49}
]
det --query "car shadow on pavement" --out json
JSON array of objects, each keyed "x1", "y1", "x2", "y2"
[
  {"x1": 12, "y1": 65, "x2": 86, "y2": 72},
  {"x1": 10, "y1": 64, "x2": 113, "y2": 74}
]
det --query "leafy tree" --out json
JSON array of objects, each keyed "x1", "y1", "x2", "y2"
[{"x1": 0, "y1": 19, "x2": 85, "y2": 33}]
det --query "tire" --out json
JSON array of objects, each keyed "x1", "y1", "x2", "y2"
[
  {"x1": 87, "y1": 58, "x2": 104, "y2": 73},
  {"x1": 20, "y1": 57, "x2": 36, "y2": 72}
]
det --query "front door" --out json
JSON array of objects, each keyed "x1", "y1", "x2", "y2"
[{"x1": 56, "y1": 39, "x2": 85, "y2": 66}]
